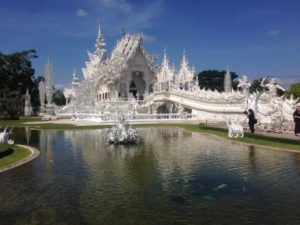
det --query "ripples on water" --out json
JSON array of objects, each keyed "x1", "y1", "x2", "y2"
[{"x1": 0, "y1": 127, "x2": 300, "y2": 225}]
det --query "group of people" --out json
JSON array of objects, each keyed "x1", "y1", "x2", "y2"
[{"x1": 243, "y1": 104, "x2": 300, "y2": 136}]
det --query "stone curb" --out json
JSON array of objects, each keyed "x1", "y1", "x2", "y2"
[{"x1": 0, "y1": 144, "x2": 40, "y2": 173}]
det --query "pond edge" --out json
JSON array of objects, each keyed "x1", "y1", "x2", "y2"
[{"x1": 0, "y1": 144, "x2": 40, "y2": 173}]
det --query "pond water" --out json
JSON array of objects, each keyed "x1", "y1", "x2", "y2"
[{"x1": 0, "y1": 128, "x2": 300, "y2": 225}]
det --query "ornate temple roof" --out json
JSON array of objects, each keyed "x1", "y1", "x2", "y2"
[
  {"x1": 156, "y1": 48, "x2": 175, "y2": 83},
  {"x1": 111, "y1": 33, "x2": 142, "y2": 61},
  {"x1": 176, "y1": 50, "x2": 195, "y2": 84}
]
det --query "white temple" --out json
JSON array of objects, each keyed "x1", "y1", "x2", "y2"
[{"x1": 56, "y1": 24, "x2": 298, "y2": 133}]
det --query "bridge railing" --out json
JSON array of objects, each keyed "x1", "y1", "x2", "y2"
[{"x1": 72, "y1": 113, "x2": 195, "y2": 123}]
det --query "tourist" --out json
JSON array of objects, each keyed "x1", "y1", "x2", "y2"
[
  {"x1": 247, "y1": 109, "x2": 256, "y2": 133},
  {"x1": 293, "y1": 104, "x2": 300, "y2": 136}
]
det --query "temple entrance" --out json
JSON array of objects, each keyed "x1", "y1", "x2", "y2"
[
  {"x1": 129, "y1": 71, "x2": 146, "y2": 100},
  {"x1": 129, "y1": 81, "x2": 137, "y2": 99}
]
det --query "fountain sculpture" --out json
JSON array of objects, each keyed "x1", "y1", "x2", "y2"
[{"x1": 107, "y1": 115, "x2": 138, "y2": 144}]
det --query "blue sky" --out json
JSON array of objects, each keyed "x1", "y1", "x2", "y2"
[{"x1": 1, "y1": 0, "x2": 299, "y2": 89}]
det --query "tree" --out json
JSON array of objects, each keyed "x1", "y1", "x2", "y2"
[
  {"x1": 52, "y1": 89, "x2": 66, "y2": 106},
  {"x1": 197, "y1": 70, "x2": 239, "y2": 92},
  {"x1": 249, "y1": 78, "x2": 264, "y2": 93},
  {"x1": 0, "y1": 50, "x2": 38, "y2": 118},
  {"x1": 285, "y1": 83, "x2": 300, "y2": 100}
]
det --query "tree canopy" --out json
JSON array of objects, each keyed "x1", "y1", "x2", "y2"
[
  {"x1": 249, "y1": 78, "x2": 264, "y2": 93},
  {"x1": 285, "y1": 83, "x2": 300, "y2": 101},
  {"x1": 0, "y1": 50, "x2": 39, "y2": 118},
  {"x1": 197, "y1": 70, "x2": 239, "y2": 92},
  {"x1": 53, "y1": 89, "x2": 66, "y2": 106}
]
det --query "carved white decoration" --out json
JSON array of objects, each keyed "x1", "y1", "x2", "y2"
[
  {"x1": 24, "y1": 89, "x2": 32, "y2": 116},
  {"x1": 45, "y1": 59, "x2": 53, "y2": 105},
  {"x1": 224, "y1": 68, "x2": 232, "y2": 92},
  {"x1": 56, "y1": 24, "x2": 298, "y2": 133},
  {"x1": 176, "y1": 50, "x2": 195, "y2": 89},
  {"x1": 107, "y1": 114, "x2": 138, "y2": 144},
  {"x1": 237, "y1": 75, "x2": 251, "y2": 94},
  {"x1": 228, "y1": 120, "x2": 244, "y2": 138},
  {"x1": 0, "y1": 127, "x2": 14, "y2": 144},
  {"x1": 38, "y1": 80, "x2": 46, "y2": 109}
]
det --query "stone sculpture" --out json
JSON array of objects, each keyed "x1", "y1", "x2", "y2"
[
  {"x1": 0, "y1": 127, "x2": 14, "y2": 145},
  {"x1": 227, "y1": 120, "x2": 244, "y2": 138},
  {"x1": 107, "y1": 114, "x2": 138, "y2": 144}
]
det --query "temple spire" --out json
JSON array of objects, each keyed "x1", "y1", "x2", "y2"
[
  {"x1": 95, "y1": 22, "x2": 106, "y2": 60},
  {"x1": 162, "y1": 48, "x2": 169, "y2": 66},
  {"x1": 72, "y1": 68, "x2": 80, "y2": 90},
  {"x1": 181, "y1": 49, "x2": 188, "y2": 67},
  {"x1": 224, "y1": 67, "x2": 232, "y2": 92},
  {"x1": 121, "y1": 25, "x2": 126, "y2": 38},
  {"x1": 44, "y1": 59, "x2": 53, "y2": 105}
]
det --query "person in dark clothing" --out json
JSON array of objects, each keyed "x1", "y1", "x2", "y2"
[
  {"x1": 293, "y1": 105, "x2": 300, "y2": 136},
  {"x1": 247, "y1": 109, "x2": 256, "y2": 133}
]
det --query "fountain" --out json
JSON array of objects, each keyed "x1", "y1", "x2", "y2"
[{"x1": 107, "y1": 114, "x2": 138, "y2": 144}]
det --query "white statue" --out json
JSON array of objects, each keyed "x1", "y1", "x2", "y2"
[
  {"x1": 0, "y1": 127, "x2": 14, "y2": 144},
  {"x1": 237, "y1": 75, "x2": 251, "y2": 94},
  {"x1": 261, "y1": 77, "x2": 285, "y2": 97},
  {"x1": 228, "y1": 120, "x2": 244, "y2": 138},
  {"x1": 107, "y1": 114, "x2": 138, "y2": 144}
]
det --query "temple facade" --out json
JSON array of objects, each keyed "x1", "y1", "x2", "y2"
[
  {"x1": 58, "y1": 24, "x2": 298, "y2": 133},
  {"x1": 64, "y1": 24, "x2": 196, "y2": 103}
]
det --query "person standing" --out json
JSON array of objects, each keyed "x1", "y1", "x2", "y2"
[
  {"x1": 293, "y1": 104, "x2": 300, "y2": 136},
  {"x1": 247, "y1": 109, "x2": 256, "y2": 133}
]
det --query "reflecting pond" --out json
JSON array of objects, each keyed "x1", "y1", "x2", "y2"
[{"x1": 1, "y1": 128, "x2": 300, "y2": 225}]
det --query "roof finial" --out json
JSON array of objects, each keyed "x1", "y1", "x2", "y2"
[
  {"x1": 73, "y1": 67, "x2": 77, "y2": 78},
  {"x1": 121, "y1": 24, "x2": 126, "y2": 37},
  {"x1": 98, "y1": 21, "x2": 103, "y2": 38}
]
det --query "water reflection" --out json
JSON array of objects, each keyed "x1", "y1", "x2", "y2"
[{"x1": 0, "y1": 128, "x2": 299, "y2": 225}]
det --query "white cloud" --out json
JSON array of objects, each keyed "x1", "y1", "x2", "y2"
[
  {"x1": 238, "y1": 9, "x2": 278, "y2": 22},
  {"x1": 141, "y1": 33, "x2": 156, "y2": 44},
  {"x1": 76, "y1": 8, "x2": 87, "y2": 17},
  {"x1": 54, "y1": 83, "x2": 67, "y2": 90},
  {"x1": 100, "y1": 0, "x2": 132, "y2": 13},
  {"x1": 93, "y1": 0, "x2": 165, "y2": 37},
  {"x1": 277, "y1": 77, "x2": 300, "y2": 89},
  {"x1": 125, "y1": 0, "x2": 164, "y2": 31},
  {"x1": 267, "y1": 30, "x2": 280, "y2": 37}
]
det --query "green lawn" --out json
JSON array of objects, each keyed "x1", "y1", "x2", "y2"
[
  {"x1": 135, "y1": 123, "x2": 300, "y2": 151},
  {"x1": 0, "y1": 144, "x2": 32, "y2": 169}
]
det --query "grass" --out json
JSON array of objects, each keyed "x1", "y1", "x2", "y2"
[
  {"x1": 1, "y1": 118, "x2": 300, "y2": 151},
  {"x1": 0, "y1": 117, "x2": 42, "y2": 127},
  {"x1": 135, "y1": 123, "x2": 300, "y2": 151},
  {"x1": 0, "y1": 144, "x2": 32, "y2": 169}
]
